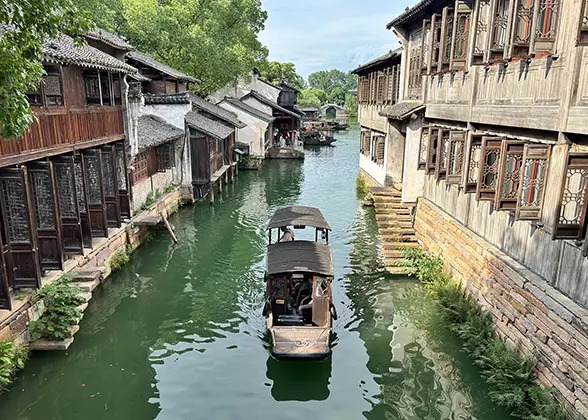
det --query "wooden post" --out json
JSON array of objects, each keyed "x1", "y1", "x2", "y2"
[
  {"x1": 161, "y1": 213, "x2": 178, "y2": 243},
  {"x1": 219, "y1": 178, "x2": 222, "y2": 194},
  {"x1": 209, "y1": 183, "x2": 215, "y2": 205}
]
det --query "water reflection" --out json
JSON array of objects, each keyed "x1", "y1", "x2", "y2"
[{"x1": 266, "y1": 356, "x2": 332, "y2": 401}]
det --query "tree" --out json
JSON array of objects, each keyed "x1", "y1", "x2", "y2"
[
  {"x1": 344, "y1": 93, "x2": 358, "y2": 121},
  {"x1": 0, "y1": 0, "x2": 92, "y2": 138},
  {"x1": 75, "y1": 0, "x2": 269, "y2": 95},
  {"x1": 307, "y1": 69, "x2": 358, "y2": 105},
  {"x1": 259, "y1": 61, "x2": 304, "y2": 90},
  {"x1": 298, "y1": 90, "x2": 321, "y2": 108}
]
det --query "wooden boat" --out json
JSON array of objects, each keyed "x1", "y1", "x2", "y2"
[
  {"x1": 300, "y1": 131, "x2": 336, "y2": 146},
  {"x1": 264, "y1": 206, "x2": 336, "y2": 359}
]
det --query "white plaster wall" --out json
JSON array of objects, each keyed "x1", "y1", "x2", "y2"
[
  {"x1": 242, "y1": 97, "x2": 273, "y2": 117},
  {"x1": 219, "y1": 102, "x2": 268, "y2": 157},
  {"x1": 360, "y1": 153, "x2": 386, "y2": 186},
  {"x1": 140, "y1": 103, "x2": 191, "y2": 129},
  {"x1": 208, "y1": 73, "x2": 280, "y2": 104},
  {"x1": 402, "y1": 118, "x2": 425, "y2": 204},
  {"x1": 132, "y1": 170, "x2": 173, "y2": 210}
]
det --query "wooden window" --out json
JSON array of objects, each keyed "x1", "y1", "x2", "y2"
[
  {"x1": 112, "y1": 73, "x2": 122, "y2": 106},
  {"x1": 26, "y1": 67, "x2": 63, "y2": 107},
  {"x1": 84, "y1": 70, "x2": 101, "y2": 105},
  {"x1": 509, "y1": 0, "x2": 535, "y2": 57},
  {"x1": 495, "y1": 141, "x2": 525, "y2": 210},
  {"x1": 408, "y1": 29, "x2": 423, "y2": 98},
  {"x1": 532, "y1": 0, "x2": 559, "y2": 53},
  {"x1": 429, "y1": 14, "x2": 443, "y2": 74},
  {"x1": 464, "y1": 135, "x2": 484, "y2": 193},
  {"x1": 451, "y1": 3, "x2": 473, "y2": 70},
  {"x1": 439, "y1": 7, "x2": 455, "y2": 72},
  {"x1": 579, "y1": 0, "x2": 588, "y2": 45},
  {"x1": 418, "y1": 127, "x2": 429, "y2": 170},
  {"x1": 476, "y1": 137, "x2": 503, "y2": 201},
  {"x1": 553, "y1": 153, "x2": 588, "y2": 240},
  {"x1": 472, "y1": 0, "x2": 492, "y2": 64},
  {"x1": 427, "y1": 127, "x2": 440, "y2": 175},
  {"x1": 447, "y1": 131, "x2": 466, "y2": 184},
  {"x1": 489, "y1": 0, "x2": 511, "y2": 60},
  {"x1": 376, "y1": 72, "x2": 386, "y2": 104},
  {"x1": 132, "y1": 151, "x2": 149, "y2": 185},
  {"x1": 436, "y1": 130, "x2": 451, "y2": 180},
  {"x1": 421, "y1": 19, "x2": 432, "y2": 72},
  {"x1": 515, "y1": 144, "x2": 550, "y2": 220},
  {"x1": 375, "y1": 138, "x2": 385, "y2": 165},
  {"x1": 156, "y1": 144, "x2": 175, "y2": 171},
  {"x1": 360, "y1": 131, "x2": 371, "y2": 155},
  {"x1": 100, "y1": 73, "x2": 111, "y2": 105}
]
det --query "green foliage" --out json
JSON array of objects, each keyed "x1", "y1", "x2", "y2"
[
  {"x1": 344, "y1": 93, "x2": 358, "y2": 120},
  {"x1": 400, "y1": 248, "x2": 566, "y2": 420},
  {"x1": 0, "y1": 0, "x2": 92, "y2": 138},
  {"x1": 75, "y1": 0, "x2": 268, "y2": 95},
  {"x1": 110, "y1": 246, "x2": 131, "y2": 272},
  {"x1": 307, "y1": 70, "x2": 358, "y2": 106},
  {"x1": 140, "y1": 229, "x2": 155, "y2": 243},
  {"x1": 0, "y1": 340, "x2": 29, "y2": 392},
  {"x1": 298, "y1": 89, "x2": 322, "y2": 108},
  {"x1": 259, "y1": 61, "x2": 304, "y2": 90},
  {"x1": 164, "y1": 185, "x2": 174, "y2": 194},
  {"x1": 139, "y1": 191, "x2": 156, "y2": 211},
  {"x1": 356, "y1": 175, "x2": 368, "y2": 199},
  {"x1": 29, "y1": 278, "x2": 85, "y2": 341}
]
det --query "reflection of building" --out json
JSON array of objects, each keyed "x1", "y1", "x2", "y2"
[{"x1": 353, "y1": 1, "x2": 588, "y2": 414}]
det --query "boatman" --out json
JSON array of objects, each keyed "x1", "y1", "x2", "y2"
[{"x1": 279, "y1": 226, "x2": 295, "y2": 242}]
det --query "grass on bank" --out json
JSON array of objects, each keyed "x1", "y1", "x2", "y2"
[
  {"x1": 400, "y1": 248, "x2": 565, "y2": 420},
  {"x1": 356, "y1": 174, "x2": 368, "y2": 199},
  {"x1": 0, "y1": 339, "x2": 29, "y2": 392}
]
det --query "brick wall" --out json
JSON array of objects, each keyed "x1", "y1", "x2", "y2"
[{"x1": 415, "y1": 198, "x2": 588, "y2": 418}]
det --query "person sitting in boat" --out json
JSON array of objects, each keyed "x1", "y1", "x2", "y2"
[{"x1": 279, "y1": 226, "x2": 295, "y2": 242}]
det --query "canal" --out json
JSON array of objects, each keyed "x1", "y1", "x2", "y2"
[{"x1": 0, "y1": 128, "x2": 512, "y2": 420}]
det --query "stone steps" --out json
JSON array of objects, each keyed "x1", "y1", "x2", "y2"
[
  {"x1": 385, "y1": 266, "x2": 409, "y2": 275},
  {"x1": 382, "y1": 242, "x2": 420, "y2": 249}
]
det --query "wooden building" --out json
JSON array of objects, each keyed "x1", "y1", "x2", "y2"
[
  {"x1": 352, "y1": 49, "x2": 404, "y2": 187},
  {"x1": 0, "y1": 33, "x2": 138, "y2": 310},
  {"x1": 126, "y1": 50, "x2": 197, "y2": 94}
]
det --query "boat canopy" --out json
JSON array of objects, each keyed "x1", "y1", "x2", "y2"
[
  {"x1": 268, "y1": 206, "x2": 331, "y2": 230},
  {"x1": 266, "y1": 241, "x2": 333, "y2": 277}
]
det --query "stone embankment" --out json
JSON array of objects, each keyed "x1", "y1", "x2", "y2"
[{"x1": 415, "y1": 198, "x2": 588, "y2": 418}]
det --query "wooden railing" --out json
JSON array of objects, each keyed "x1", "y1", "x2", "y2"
[{"x1": 0, "y1": 106, "x2": 124, "y2": 159}]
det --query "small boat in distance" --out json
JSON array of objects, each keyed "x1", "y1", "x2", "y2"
[
  {"x1": 300, "y1": 130, "x2": 336, "y2": 146},
  {"x1": 263, "y1": 206, "x2": 336, "y2": 359}
]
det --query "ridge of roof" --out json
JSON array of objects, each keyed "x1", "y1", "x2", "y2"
[
  {"x1": 191, "y1": 94, "x2": 246, "y2": 128},
  {"x1": 352, "y1": 48, "x2": 402, "y2": 74},
  {"x1": 127, "y1": 50, "x2": 198, "y2": 83},
  {"x1": 220, "y1": 97, "x2": 275, "y2": 123},
  {"x1": 241, "y1": 91, "x2": 301, "y2": 119},
  {"x1": 86, "y1": 28, "x2": 133, "y2": 51},
  {"x1": 144, "y1": 92, "x2": 191, "y2": 105}
]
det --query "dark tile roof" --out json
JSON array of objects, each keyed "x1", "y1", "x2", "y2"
[
  {"x1": 221, "y1": 97, "x2": 274, "y2": 123},
  {"x1": 137, "y1": 115, "x2": 184, "y2": 151},
  {"x1": 379, "y1": 101, "x2": 425, "y2": 120},
  {"x1": 386, "y1": 0, "x2": 453, "y2": 29},
  {"x1": 129, "y1": 72, "x2": 151, "y2": 83},
  {"x1": 86, "y1": 28, "x2": 133, "y2": 51},
  {"x1": 127, "y1": 50, "x2": 198, "y2": 83},
  {"x1": 43, "y1": 35, "x2": 137, "y2": 74},
  {"x1": 278, "y1": 81, "x2": 301, "y2": 93},
  {"x1": 185, "y1": 111, "x2": 235, "y2": 140},
  {"x1": 144, "y1": 92, "x2": 191, "y2": 105},
  {"x1": 241, "y1": 91, "x2": 301, "y2": 119},
  {"x1": 353, "y1": 48, "x2": 402, "y2": 74},
  {"x1": 191, "y1": 95, "x2": 246, "y2": 128}
]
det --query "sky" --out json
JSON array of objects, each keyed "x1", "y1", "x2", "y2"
[{"x1": 258, "y1": 0, "x2": 414, "y2": 79}]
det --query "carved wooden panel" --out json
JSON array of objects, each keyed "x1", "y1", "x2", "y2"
[
  {"x1": 447, "y1": 131, "x2": 466, "y2": 184},
  {"x1": 418, "y1": 127, "x2": 429, "y2": 170},
  {"x1": 465, "y1": 135, "x2": 484, "y2": 193},
  {"x1": 553, "y1": 153, "x2": 588, "y2": 239},
  {"x1": 515, "y1": 144, "x2": 550, "y2": 220},
  {"x1": 476, "y1": 137, "x2": 504, "y2": 201},
  {"x1": 495, "y1": 141, "x2": 525, "y2": 210}
]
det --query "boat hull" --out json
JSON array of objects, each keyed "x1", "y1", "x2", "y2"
[{"x1": 267, "y1": 316, "x2": 332, "y2": 360}]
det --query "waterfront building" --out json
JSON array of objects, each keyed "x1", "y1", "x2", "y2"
[
  {"x1": 318, "y1": 104, "x2": 350, "y2": 127},
  {"x1": 298, "y1": 105, "x2": 320, "y2": 121},
  {"x1": 358, "y1": 0, "x2": 588, "y2": 414}
]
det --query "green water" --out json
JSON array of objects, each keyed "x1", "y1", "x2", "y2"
[{"x1": 0, "y1": 128, "x2": 512, "y2": 420}]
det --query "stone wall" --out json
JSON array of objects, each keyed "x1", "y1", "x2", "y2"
[{"x1": 415, "y1": 198, "x2": 588, "y2": 418}]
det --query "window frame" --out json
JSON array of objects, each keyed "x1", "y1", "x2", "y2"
[
  {"x1": 476, "y1": 136, "x2": 504, "y2": 201},
  {"x1": 553, "y1": 152, "x2": 588, "y2": 240},
  {"x1": 487, "y1": 0, "x2": 513, "y2": 61},
  {"x1": 578, "y1": 0, "x2": 588, "y2": 45},
  {"x1": 447, "y1": 131, "x2": 466, "y2": 185},
  {"x1": 495, "y1": 140, "x2": 526, "y2": 211},
  {"x1": 450, "y1": 3, "x2": 473, "y2": 71},
  {"x1": 531, "y1": 0, "x2": 560, "y2": 54},
  {"x1": 435, "y1": 129, "x2": 451, "y2": 181},
  {"x1": 427, "y1": 127, "x2": 440, "y2": 175},
  {"x1": 418, "y1": 126, "x2": 430, "y2": 170},
  {"x1": 515, "y1": 144, "x2": 550, "y2": 221},
  {"x1": 472, "y1": 0, "x2": 492, "y2": 64},
  {"x1": 429, "y1": 13, "x2": 443, "y2": 74},
  {"x1": 463, "y1": 134, "x2": 484, "y2": 193},
  {"x1": 438, "y1": 7, "x2": 455, "y2": 73},
  {"x1": 26, "y1": 66, "x2": 64, "y2": 108},
  {"x1": 375, "y1": 137, "x2": 386, "y2": 165},
  {"x1": 132, "y1": 151, "x2": 150, "y2": 185}
]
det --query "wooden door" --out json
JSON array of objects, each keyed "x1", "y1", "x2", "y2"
[
  {"x1": 101, "y1": 145, "x2": 121, "y2": 228},
  {"x1": 29, "y1": 161, "x2": 63, "y2": 269},
  {"x1": 73, "y1": 154, "x2": 93, "y2": 248},
  {"x1": 82, "y1": 149, "x2": 108, "y2": 237},
  {"x1": 52, "y1": 156, "x2": 84, "y2": 254},
  {"x1": 114, "y1": 143, "x2": 131, "y2": 219},
  {"x1": 0, "y1": 167, "x2": 41, "y2": 289}
]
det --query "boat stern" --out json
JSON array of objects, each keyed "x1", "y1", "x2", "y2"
[{"x1": 270, "y1": 326, "x2": 331, "y2": 360}]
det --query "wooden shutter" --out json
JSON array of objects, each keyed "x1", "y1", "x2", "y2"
[
  {"x1": 495, "y1": 141, "x2": 525, "y2": 210},
  {"x1": 418, "y1": 127, "x2": 429, "y2": 170},
  {"x1": 488, "y1": 0, "x2": 512, "y2": 60},
  {"x1": 82, "y1": 149, "x2": 108, "y2": 238},
  {"x1": 101, "y1": 145, "x2": 121, "y2": 228},
  {"x1": 515, "y1": 144, "x2": 550, "y2": 220},
  {"x1": 451, "y1": 3, "x2": 473, "y2": 70},
  {"x1": 508, "y1": 0, "x2": 535, "y2": 58},
  {"x1": 53, "y1": 156, "x2": 84, "y2": 253},
  {"x1": 73, "y1": 153, "x2": 93, "y2": 248},
  {"x1": 375, "y1": 137, "x2": 385, "y2": 164},
  {"x1": 553, "y1": 153, "x2": 588, "y2": 240},
  {"x1": 464, "y1": 134, "x2": 483, "y2": 193},
  {"x1": 436, "y1": 130, "x2": 450, "y2": 181},
  {"x1": 530, "y1": 0, "x2": 559, "y2": 54},
  {"x1": 472, "y1": 0, "x2": 492, "y2": 64},
  {"x1": 429, "y1": 14, "x2": 442, "y2": 74},
  {"x1": 447, "y1": 131, "x2": 466, "y2": 184},
  {"x1": 422, "y1": 19, "x2": 431, "y2": 72},
  {"x1": 476, "y1": 137, "x2": 504, "y2": 201},
  {"x1": 438, "y1": 7, "x2": 454, "y2": 73},
  {"x1": 427, "y1": 127, "x2": 439, "y2": 175}
]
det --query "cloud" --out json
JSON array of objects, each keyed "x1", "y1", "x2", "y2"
[{"x1": 259, "y1": 0, "x2": 408, "y2": 78}]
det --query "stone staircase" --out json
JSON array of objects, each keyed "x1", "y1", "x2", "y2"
[{"x1": 368, "y1": 187, "x2": 418, "y2": 274}]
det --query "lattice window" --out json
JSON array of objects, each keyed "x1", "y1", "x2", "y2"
[
  {"x1": 30, "y1": 170, "x2": 55, "y2": 230},
  {"x1": 436, "y1": 130, "x2": 451, "y2": 180},
  {"x1": 101, "y1": 149, "x2": 115, "y2": 197},
  {"x1": 554, "y1": 154, "x2": 588, "y2": 240},
  {"x1": 100, "y1": 73, "x2": 111, "y2": 105},
  {"x1": 115, "y1": 147, "x2": 128, "y2": 190},
  {"x1": 132, "y1": 151, "x2": 149, "y2": 185},
  {"x1": 427, "y1": 127, "x2": 439, "y2": 175},
  {"x1": 465, "y1": 135, "x2": 483, "y2": 193},
  {"x1": 74, "y1": 160, "x2": 86, "y2": 214},
  {"x1": 515, "y1": 144, "x2": 550, "y2": 220},
  {"x1": 491, "y1": 0, "x2": 510, "y2": 52},
  {"x1": 474, "y1": 0, "x2": 491, "y2": 59},
  {"x1": 430, "y1": 14, "x2": 443, "y2": 72},
  {"x1": 376, "y1": 72, "x2": 386, "y2": 103},
  {"x1": 84, "y1": 71, "x2": 101, "y2": 105},
  {"x1": 1, "y1": 178, "x2": 30, "y2": 243},
  {"x1": 447, "y1": 131, "x2": 466, "y2": 184},
  {"x1": 156, "y1": 145, "x2": 173, "y2": 172},
  {"x1": 112, "y1": 73, "x2": 122, "y2": 106},
  {"x1": 55, "y1": 164, "x2": 77, "y2": 217},
  {"x1": 476, "y1": 137, "x2": 503, "y2": 201},
  {"x1": 418, "y1": 127, "x2": 429, "y2": 170},
  {"x1": 535, "y1": 0, "x2": 558, "y2": 39},
  {"x1": 375, "y1": 138, "x2": 385, "y2": 165},
  {"x1": 408, "y1": 29, "x2": 423, "y2": 96},
  {"x1": 453, "y1": 12, "x2": 471, "y2": 63},
  {"x1": 360, "y1": 131, "x2": 371, "y2": 155},
  {"x1": 513, "y1": 0, "x2": 534, "y2": 47},
  {"x1": 496, "y1": 141, "x2": 525, "y2": 210},
  {"x1": 26, "y1": 67, "x2": 63, "y2": 107},
  {"x1": 421, "y1": 19, "x2": 431, "y2": 71},
  {"x1": 442, "y1": 9, "x2": 455, "y2": 68},
  {"x1": 84, "y1": 155, "x2": 102, "y2": 204}
]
